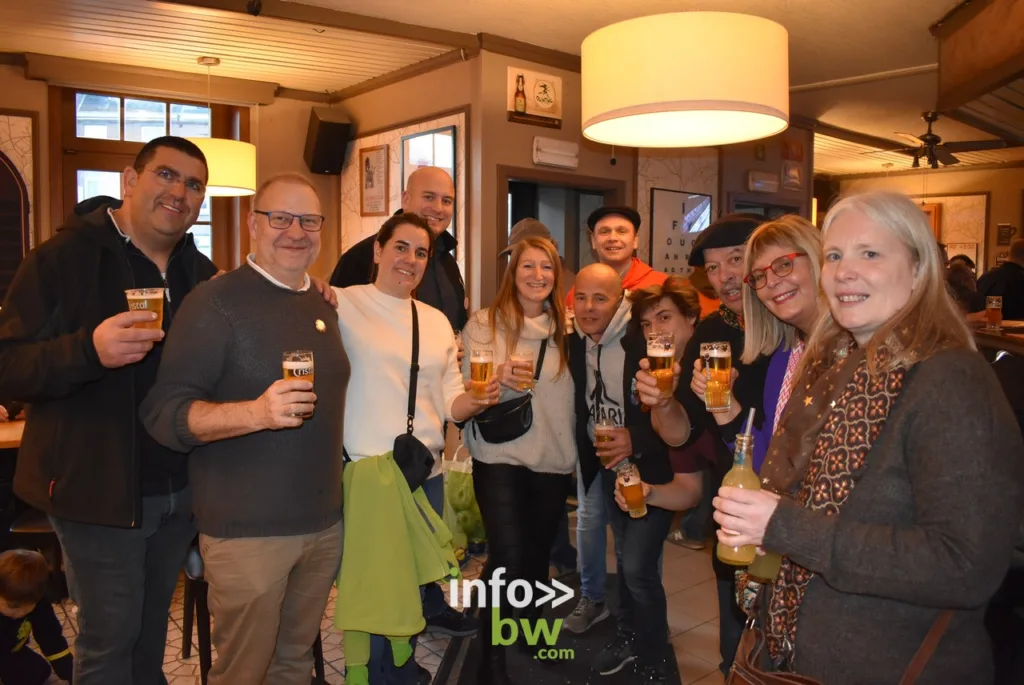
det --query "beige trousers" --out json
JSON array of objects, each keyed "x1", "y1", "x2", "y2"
[{"x1": 200, "y1": 521, "x2": 342, "y2": 685}]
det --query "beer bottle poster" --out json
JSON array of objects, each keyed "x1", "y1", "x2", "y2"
[
  {"x1": 506, "y1": 67, "x2": 563, "y2": 129},
  {"x1": 649, "y1": 188, "x2": 712, "y2": 276}
]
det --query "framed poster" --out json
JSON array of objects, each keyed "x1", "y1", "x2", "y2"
[
  {"x1": 649, "y1": 188, "x2": 713, "y2": 275},
  {"x1": 781, "y1": 160, "x2": 802, "y2": 190},
  {"x1": 401, "y1": 126, "x2": 455, "y2": 192},
  {"x1": 359, "y1": 144, "x2": 389, "y2": 217},
  {"x1": 506, "y1": 67, "x2": 563, "y2": 129}
]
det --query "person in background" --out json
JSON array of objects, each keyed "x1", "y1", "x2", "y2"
[
  {"x1": 569, "y1": 264, "x2": 685, "y2": 682},
  {"x1": 947, "y1": 260, "x2": 978, "y2": 313},
  {"x1": 0, "y1": 549, "x2": 73, "y2": 685},
  {"x1": 464, "y1": 236, "x2": 574, "y2": 683},
  {"x1": 714, "y1": 191, "x2": 1023, "y2": 684},
  {"x1": 142, "y1": 174, "x2": 348, "y2": 685},
  {"x1": 971, "y1": 238, "x2": 1024, "y2": 320},
  {"x1": 949, "y1": 253, "x2": 976, "y2": 272},
  {"x1": 332, "y1": 213, "x2": 498, "y2": 685}
]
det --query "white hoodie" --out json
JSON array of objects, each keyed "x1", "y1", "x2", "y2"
[{"x1": 578, "y1": 295, "x2": 633, "y2": 443}]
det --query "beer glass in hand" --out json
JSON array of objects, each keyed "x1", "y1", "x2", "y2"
[
  {"x1": 470, "y1": 348, "x2": 495, "y2": 399},
  {"x1": 646, "y1": 332, "x2": 675, "y2": 400},
  {"x1": 986, "y1": 296, "x2": 1003, "y2": 331},
  {"x1": 125, "y1": 288, "x2": 166, "y2": 330},
  {"x1": 616, "y1": 462, "x2": 647, "y2": 519},
  {"x1": 594, "y1": 417, "x2": 618, "y2": 466},
  {"x1": 282, "y1": 350, "x2": 315, "y2": 419},
  {"x1": 510, "y1": 350, "x2": 535, "y2": 391},
  {"x1": 700, "y1": 341, "x2": 732, "y2": 414}
]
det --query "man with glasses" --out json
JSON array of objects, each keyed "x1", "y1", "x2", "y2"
[
  {"x1": 0, "y1": 136, "x2": 217, "y2": 685},
  {"x1": 142, "y1": 173, "x2": 349, "y2": 684}
]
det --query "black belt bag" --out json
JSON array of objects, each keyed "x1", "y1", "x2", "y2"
[{"x1": 472, "y1": 338, "x2": 548, "y2": 444}]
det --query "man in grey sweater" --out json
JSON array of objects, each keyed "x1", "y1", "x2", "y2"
[{"x1": 142, "y1": 173, "x2": 349, "y2": 685}]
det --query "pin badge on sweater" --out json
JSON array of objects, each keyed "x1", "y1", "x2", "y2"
[{"x1": 315, "y1": 319, "x2": 326, "y2": 333}]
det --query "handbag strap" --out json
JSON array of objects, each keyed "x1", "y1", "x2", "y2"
[
  {"x1": 533, "y1": 337, "x2": 549, "y2": 381},
  {"x1": 407, "y1": 301, "x2": 420, "y2": 435},
  {"x1": 897, "y1": 610, "x2": 954, "y2": 685}
]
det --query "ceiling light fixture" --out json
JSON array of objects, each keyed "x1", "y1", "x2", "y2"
[
  {"x1": 581, "y1": 12, "x2": 790, "y2": 148},
  {"x1": 188, "y1": 56, "x2": 257, "y2": 197}
]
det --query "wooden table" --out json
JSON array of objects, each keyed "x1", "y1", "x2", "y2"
[
  {"x1": 0, "y1": 420, "x2": 24, "y2": 449},
  {"x1": 975, "y1": 328, "x2": 1024, "y2": 357}
]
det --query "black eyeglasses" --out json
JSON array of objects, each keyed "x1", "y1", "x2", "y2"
[
  {"x1": 743, "y1": 252, "x2": 806, "y2": 290},
  {"x1": 147, "y1": 167, "x2": 206, "y2": 195},
  {"x1": 254, "y1": 210, "x2": 325, "y2": 232}
]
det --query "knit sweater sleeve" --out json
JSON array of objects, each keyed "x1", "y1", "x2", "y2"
[
  {"x1": 763, "y1": 349, "x2": 1024, "y2": 608},
  {"x1": 141, "y1": 284, "x2": 232, "y2": 453}
]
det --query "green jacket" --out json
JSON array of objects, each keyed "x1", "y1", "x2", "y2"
[{"x1": 335, "y1": 453, "x2": 460, "y2": 636}]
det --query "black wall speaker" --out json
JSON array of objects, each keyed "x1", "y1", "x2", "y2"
[{"x1": 303, "y1": 107, "x2": 352, "y2": 176}]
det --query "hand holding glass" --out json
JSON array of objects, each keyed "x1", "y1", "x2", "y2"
[
  {"x1": 646, "y1": 332, "x2": 676, "y2": 400},
  {"x1": 700, "y1": 341, "x2": 732, "y2": 413},
  {"x1": 125, "y1": 288, "x2": 166, "y2": 330},
  {"x1": 282, "y1": 350, "x2": 315, "y2": 419},
  {"x1": 470, "y1": 349, "x2": 495, "y2": 399}
]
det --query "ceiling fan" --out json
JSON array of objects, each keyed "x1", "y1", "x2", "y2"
[{"x1": 880, "y1": 111, "x2": 1013, "y2": 168}]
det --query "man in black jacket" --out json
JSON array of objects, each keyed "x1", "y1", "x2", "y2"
[{"x1": 0, "y1": 137, "x2": 217, "y2": 685}]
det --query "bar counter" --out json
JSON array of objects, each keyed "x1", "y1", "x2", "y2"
[
  {"x1": 975, "y1": 328, "x2": 1024, "y2": 358},
  {"x1": 0, "y1": 420, "x2": 24, "y2": 449}
]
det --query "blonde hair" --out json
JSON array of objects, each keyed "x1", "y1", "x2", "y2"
[
  {"x1": 804, "y1": 191, "x2": 974, "y2": 375},
  {"x1": 741, "y1": 215, "x2": 824, "y2": 364}
]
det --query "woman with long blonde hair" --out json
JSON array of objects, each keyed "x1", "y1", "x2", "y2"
[
  {"x1": 712, "y1": 191, "x2": 1022, "y2": 684},
  {"x1": 461, "y1": 234, "x2": 574, "y2": 683}
]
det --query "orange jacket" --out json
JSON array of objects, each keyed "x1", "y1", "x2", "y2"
[{"x1": 565, "y1": 258, "x2": 667, "y2": 306}]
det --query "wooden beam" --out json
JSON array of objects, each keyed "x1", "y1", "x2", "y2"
[
  {"x1": 811, "y1": 120, "x2": 910, "y2": 152},
  {"x1": 330, "y1": 48, "x2": 479, "y2": 103},
  {"x1": 275, "y1": 87, "x2": 331, "y2": 103},
  {"x1": 944, "y1": 107, "x2": 1024, "y2": 145},
  {"x1": 153, "y1": 0, "x2": 477, "y2": 50},
  {"x1": 478, "y1": 33, "x2": 581, "y2": 73},
  {"x1": 831, "y1": 159, "x2": 1024, "y2": 180},
  {"x1": 0, "y1": 53, "x2": 24, "y2": 66}
]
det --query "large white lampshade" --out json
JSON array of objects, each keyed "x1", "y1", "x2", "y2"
[
  {"x1": 187, "y1": 138, "x2": 257, "y2": 197},
  {"x1": 582, "y1": 12, "x2": 790, "y2": 148}
]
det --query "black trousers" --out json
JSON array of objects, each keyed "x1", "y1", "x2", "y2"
[{"x1": 473, "y1": 459, "x2": 571, "y2": 647}]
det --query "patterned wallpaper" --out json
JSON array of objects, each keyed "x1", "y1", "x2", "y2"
[
  {"x1": 0, "y1": 113, "x2": 35, "y2": 249},
  {"x1": 636, "y1": 148, "x2": 718, "y2": 277},
  {"x1": 339, "y1": 112, "x2": 466, "y2": 276}
]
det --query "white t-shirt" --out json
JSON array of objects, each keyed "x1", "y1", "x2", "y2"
[{"x1": 334, "y1": 284, "x2": 464, "y2": 476}]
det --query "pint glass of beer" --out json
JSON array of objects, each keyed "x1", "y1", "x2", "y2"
[
  {"x1": 510, "y1": 350, "x2": 535, "y2": 391},
  {"x1": 646, "y1": 332, "x2": 676, "y2": 400},
  {"x1": 700, "y1": 341, "x2": 732, "y2": 414},
  {"x1": 616, "y1": 462, "x2": 647, "y2": 519},
  {"x1": 986, "y1": 296, "x2": 1003, "y2": 331},
  {"x1": 594, "y1": 417, "x2": 617, "y2": 466},
  {"x1": 470, "y1": 348, "x2": 494, "y2": 399},
  {"x1": 125, "y1": 288, "x2": 166, "y2": 330},
  {"x1": 282, "y1": 350, "x2": 315, "y2": 419}
]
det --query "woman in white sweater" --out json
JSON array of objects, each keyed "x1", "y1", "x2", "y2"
[
  {"x1": 332, "y1": 213, "x2": 498, "y2": 685},
  {"x1": 461, "y1": 236, "x2": 576, "y2": 684}
]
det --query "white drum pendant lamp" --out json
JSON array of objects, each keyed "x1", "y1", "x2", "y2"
[{"x1": 581, "y1": 12, "x2": 790, "y2": 148}]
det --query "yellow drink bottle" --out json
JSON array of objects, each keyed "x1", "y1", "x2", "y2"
[{"x1": 716, "y1": 433, "x2": 760, "y2": 566}]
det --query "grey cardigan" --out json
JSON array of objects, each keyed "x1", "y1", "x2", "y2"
[{"x1": 763, "y1": 348, "x2": 1024, "y2": 685}]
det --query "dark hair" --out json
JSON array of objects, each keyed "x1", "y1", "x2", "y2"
[
  {"x1": 133, "y1": 136, "x2": 209, "y2": 179},
  {"x1": 375, "y1": 212, "x2": 435, "y2": 255},
  {"x1": 0, "y1": 549, "x2": 49, "y2": 606},
  {"x1": 948, "y1": 253, "x2": 976, "y2": 271},
  {"x1": 628, "y1": 276, "x2": 702, "y2": 336}
]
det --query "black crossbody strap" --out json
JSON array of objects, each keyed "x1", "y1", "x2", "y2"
[
  {"x1": 407, "y1": 301, "x2": 420, "y2": 435},
  {"x1": 533, "y1": 337, "x2": 548, "y2": 381}
]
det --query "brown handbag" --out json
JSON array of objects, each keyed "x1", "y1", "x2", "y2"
[{"x1": 727, "y1": 595, "x2": 954, "y2": 685}]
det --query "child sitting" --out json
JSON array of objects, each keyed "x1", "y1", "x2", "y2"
[{"x1": 0, "y1": 549, "x2": 73, "y2": 685}]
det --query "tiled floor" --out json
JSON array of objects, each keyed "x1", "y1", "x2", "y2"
[{"x1": 45, "y1": 519, "x2": 725, "y2": 685}]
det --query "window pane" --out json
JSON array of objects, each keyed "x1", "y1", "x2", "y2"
[
  {"x1": 188, "y1": 224, "x2": 213, "y2": 260},
  {"x1": 77, "y1": 170, "x2": 122, "y2": 203},
  {"x1": 170, "y1": 104, "x2": 212, "y2": 138},
  {"x1": 76, "y1": 93, "x2": 121, "y2": 140},
  {"x1": 124, "y1": 98, "x2": 167, "y2": 143},
  {"x1": 434, "y1": 133, "x2": 454, "y2": 169},
  {"x1": 197, "y1": 196, "x2": 211, "y2": 223}
]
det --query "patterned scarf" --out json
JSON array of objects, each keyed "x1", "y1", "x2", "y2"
[
  {"x1": 762, "y1": 342, "x2": 907, "y2": 666},
  {"x1": 718, "y1": 303, "x2": 744, "y2": 331}
]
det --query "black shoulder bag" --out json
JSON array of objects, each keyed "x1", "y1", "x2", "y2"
[
  {"x1": 471, "y1": 338, "x2": 548, "y2": 444},
  {"x1": 392, "y1": 301, "x2": 435, "y2": 491}
]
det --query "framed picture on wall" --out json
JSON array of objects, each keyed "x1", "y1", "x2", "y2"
[
  {"x1": 401, "y1": 126, "x2": 456, "y2": 191},
  {"x1": 359, "y1": 144, "x2": 389, "y2": 217},
  {"x1": 649, "y1": 188, "x2": 713, "y2": 275},
  {"x1": 781, "y1": 160, "x2": 802, "y2": 190}
]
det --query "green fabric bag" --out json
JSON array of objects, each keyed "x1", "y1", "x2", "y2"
[{"x1": 444, "y1": 454, "x2": 486, "y2": 545}]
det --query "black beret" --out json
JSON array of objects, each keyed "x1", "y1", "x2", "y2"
[
  {"x1": 688, "y1": 213, "x2": 766, "y2": 267},
  {"x1": 586, "y1": 206, "x2": 641, "y2": 232}
]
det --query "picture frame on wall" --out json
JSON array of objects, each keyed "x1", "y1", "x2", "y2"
[
  {"x1": 359, "y1": 144, "x2": 389, "y2": 217},
  {"x1": 781, "y1": 160, "x2": 802, "y2": 190},
  {"x1": 401, "y1": 126, "x2": 456, "y2": 191},
  {"x1": 506, "y1": 67, "x2": 563, "y2": 129},
  {"x1": 649, "y1": 187, "x2": 713, "y2": 276}
]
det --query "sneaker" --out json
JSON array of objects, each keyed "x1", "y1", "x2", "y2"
[
  {"x1": 424, "y1": 604, "x2": 479, "y2": 637},
  {"x1": 667, "y1": 530, "x2": 706, "y2": 550},
  {"x1": 593, "y1": 628, "x2": 636, "y2": 675},
  {"x1": 563, "y1": 596, "x2": 610, "y2": 634}
]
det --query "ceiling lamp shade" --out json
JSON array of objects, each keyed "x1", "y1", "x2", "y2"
[
  {"x1": 187, "y1": 138, "x2": 257, "y2": 197},
  {"x1": 581, "y1": 12, "x2": 790, "y2": 148}
]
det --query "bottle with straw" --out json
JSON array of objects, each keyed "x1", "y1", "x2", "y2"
[{"x1": 716, "y1": 408, "x2": 761, "y2": 566}]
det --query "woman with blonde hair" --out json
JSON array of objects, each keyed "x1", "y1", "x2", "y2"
[
  {"x1": 712, "y1": 191, "x2": 1023, "y2": 684},
  {"x1": 461, "y1": 235, "x2": 575, "y2": 684}
]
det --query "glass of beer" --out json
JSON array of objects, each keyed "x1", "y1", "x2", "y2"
[
  {"x1": 700, "y1": 341, "x2": 732, "y2": 414},
  {"x1": 594, "y1": 417, "x2": 618, "y2": 466},
  {"x1": 616, "y1": 462, "x2": 647, "y2": 519},
  {"x1": 470, "y1": 348, "x2": 494, "y2": 399},
  {"x1": 282, "y1": 350, "x2": 315, "y2": 419},
  {"x1": 986, "y1": 296, "x2": 1003, "y2": 331},
  {"x1": 125, "y1": 288, "x2": 166, "y2": 330},
  {"x1": 510, "y1": 350, "x2": 535, "y2": 391},
  {"x1": 646, "y1": 332, "x2": 676, "y2": 400}
]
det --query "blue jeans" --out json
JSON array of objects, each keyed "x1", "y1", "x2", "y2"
[
  {"x1": 50, "y1": 487, "x2": 195, "y2": 685},
  {"x1": 576, "y1": 463, "x2": 610, "y2": 603},
  {"x1": 367, "y1": 474, "x2": 446, "y2": 684}
]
